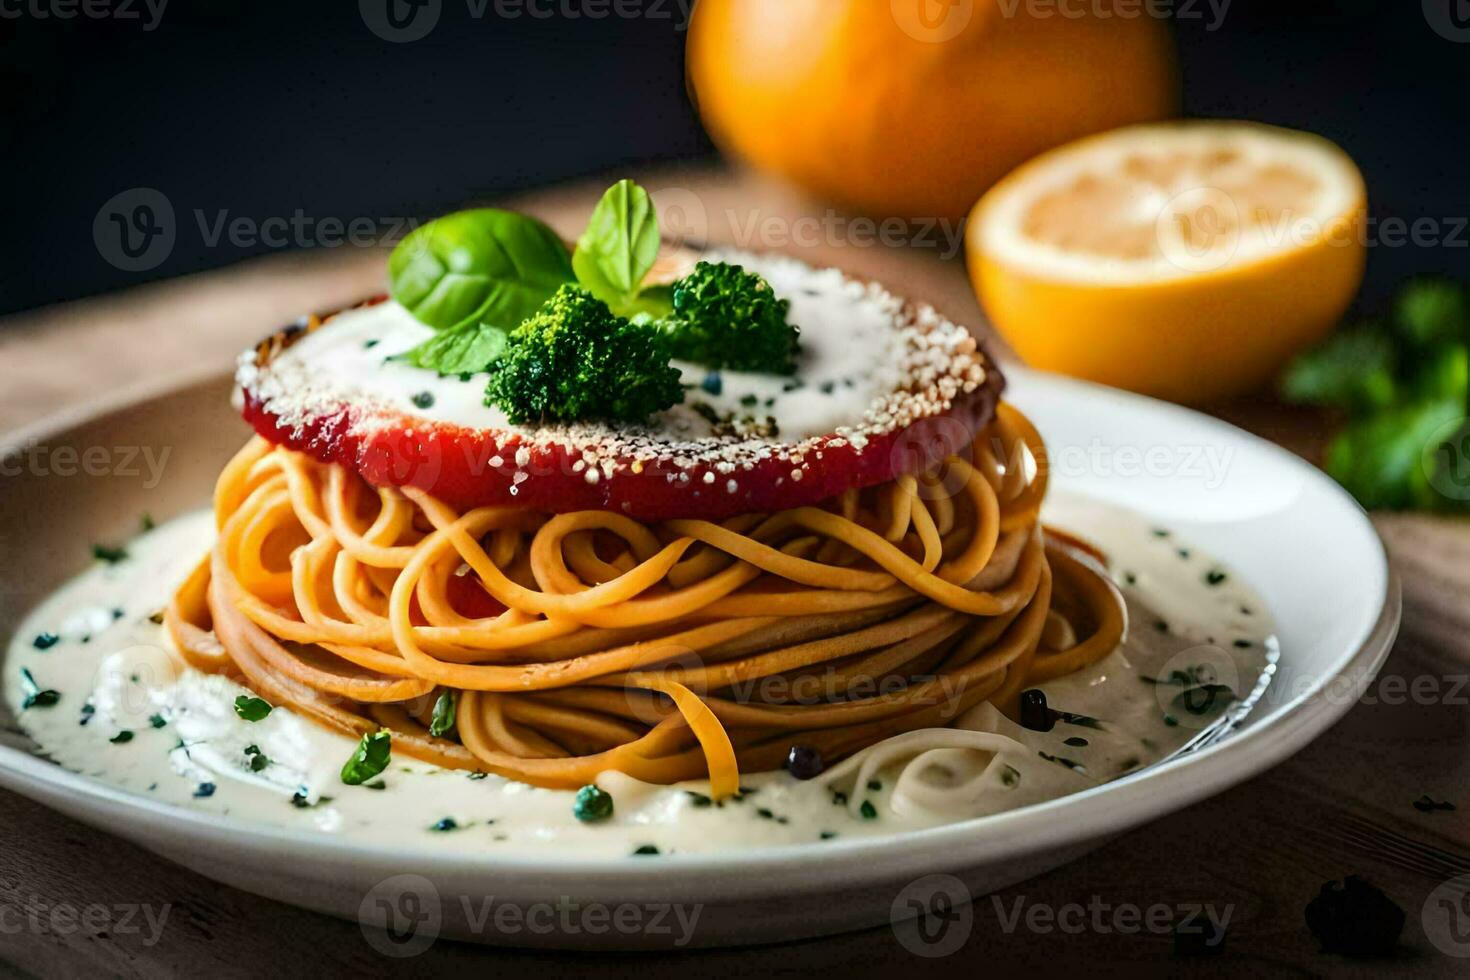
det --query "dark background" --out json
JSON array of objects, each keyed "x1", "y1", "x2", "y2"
[{"x1": 2, "y1": 0, "x2": 1467, "y2": 317}]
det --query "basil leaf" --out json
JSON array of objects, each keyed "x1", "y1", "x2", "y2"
[
  {"x1": 390, "y1": 209, "x2": 574, "y2": 333},
  {"x1": 341, "y1": 730, "x2": 392, "y2": 785},
  {"x1": 429, "y1": 691, "x2": 457, "y2": 738},
  {"x1": 623, "y1": 283, "x2": 674, "y2": 321},
  {"x1": 395, "y1": 320, "x2": 509, "y2": 376},
  {"x1": 573, "y1": 179, "x2": 661, "y2": 312}
]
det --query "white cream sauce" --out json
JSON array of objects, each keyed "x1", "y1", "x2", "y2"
[
  {"x1": 4, "y1": 494, "x2": 1275, "y2": 857},
  {"x1": 246, "y1": 252, "x2": 907, "y2": 443}
]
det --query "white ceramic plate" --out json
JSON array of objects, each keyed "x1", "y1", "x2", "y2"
[{"x1": 0, "y1": 366, "x2": 1399, "y2": 949}]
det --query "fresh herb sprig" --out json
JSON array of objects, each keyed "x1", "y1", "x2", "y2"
[
  {"x1": 19, "y1": 667, "x2": 60, "y2": 710},
  {"x1": 389, "y1": 208, "x2": 575, "y2": 336},
  {"x1": 1282, "y1": 279, "x2": 1470, "y2": 510},
  {"x1": 341, "y1": 730, "x2": 392, "y2": 785},
  {"x1": 234, "y1": 695, "x2": 273, "y2": 722},
  {"x1": 429, "y1": 691, "x2": 457, "y2": 739},
  {"x1": 572, "y1": 178, "x2": 673, "y2": 319}
]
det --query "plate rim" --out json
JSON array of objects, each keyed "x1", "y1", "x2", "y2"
[{"x1": 0, "y1": 364, "x2": 1401, "y2": 891}]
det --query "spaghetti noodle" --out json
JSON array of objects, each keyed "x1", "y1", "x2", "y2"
[{"x1": 167, "y1": 403, "x2": 1125, "y2": 799}]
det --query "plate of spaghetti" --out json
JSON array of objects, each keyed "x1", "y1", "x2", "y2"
[{"x1": 0, "y1": 183, "x2": 1397, "y2": 948}]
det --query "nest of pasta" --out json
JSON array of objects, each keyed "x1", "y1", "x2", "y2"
[{"x1": 167, "y1": 398, "x2": 1125, "y2": 799}]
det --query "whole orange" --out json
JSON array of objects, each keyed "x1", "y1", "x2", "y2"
[{"x1": 686, "y1": 0, "x2": 1179, "y2": 220}]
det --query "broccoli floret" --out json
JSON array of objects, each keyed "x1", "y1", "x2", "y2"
[
  {"x1": 484, "y1": 285, "x2": 683, "y2": 424},
  {"x1": 664, "y1": 261, "x2": 800, "y2": 374}
]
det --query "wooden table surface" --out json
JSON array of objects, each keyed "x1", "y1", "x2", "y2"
[{"x1": 2, "y1": 168, "x2": 1467, "y2": 978}]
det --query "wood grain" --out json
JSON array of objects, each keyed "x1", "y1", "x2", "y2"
[{"x1": 1, "y1": 167, "x2": 1466, "y2": 977}]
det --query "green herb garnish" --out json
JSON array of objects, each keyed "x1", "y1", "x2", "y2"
[
  {"x1": 19, "y1": 668, "x2": 59, "y2": 709},
  {"x1": 32, "y1": 632, "x2": 59, "y2": 651},
  {"x1": 244, "y1": 744, "x2": 270, "y2": 772},
  {"x1": 429, "y1": 691, "x2": 456, "y2": 738},
  {"x1": 858, "y1": 800, "x2": 879, "y2": 820},
  {"x1": 572, "y1": 179, "x2": 670, "y2": 318},
  {"x1": 109, "y1": 730, "x2": 134, "y2": 744},
  {"x1": 233, "y1": 695, "x2": 272, "y2": 722},
  {"x1": 341, "y1": 730, "x2": 392, "y2": 785},
  {"x1": 1054, "y1": 710, "x2": 1104, "y2": 730},
  {"x1": 148, "y1": 713, "x2": 167, "y2": 729},
  {"x1": 632, "y1": 844, "x2": 660, "y2": 856},
  {"x1": 1282, "y1": 278, "x2": 1470, "y2": 510},
  {"x1": 1039, "y1": 751, "x2": 1087, "y2": 772},
  {"x1": 382, "y1": 180, "x2": 807, "y2": 422},
  {"x1": 573, "y1": 784, "x2": 614, "y2": 822},
  {"x1": 390, "y1": 208, "x2": 574, "y2": 334},
  {"x1": 430, "y1": 817, "x2": 459, "y2": 832},
  {"x1": 485, "y1": 286, "x2": 683, "y2": 423},
  {"x1": 92, "y1": 543, "x2": 129, "y2": 564},
  {"x1": 395, "y1": 320, "x2": 508, "y2": 376}
]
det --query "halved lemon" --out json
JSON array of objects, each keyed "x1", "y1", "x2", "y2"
[{"x1": 967, "y1": 121, "x2": 1367, "y2": 404}]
